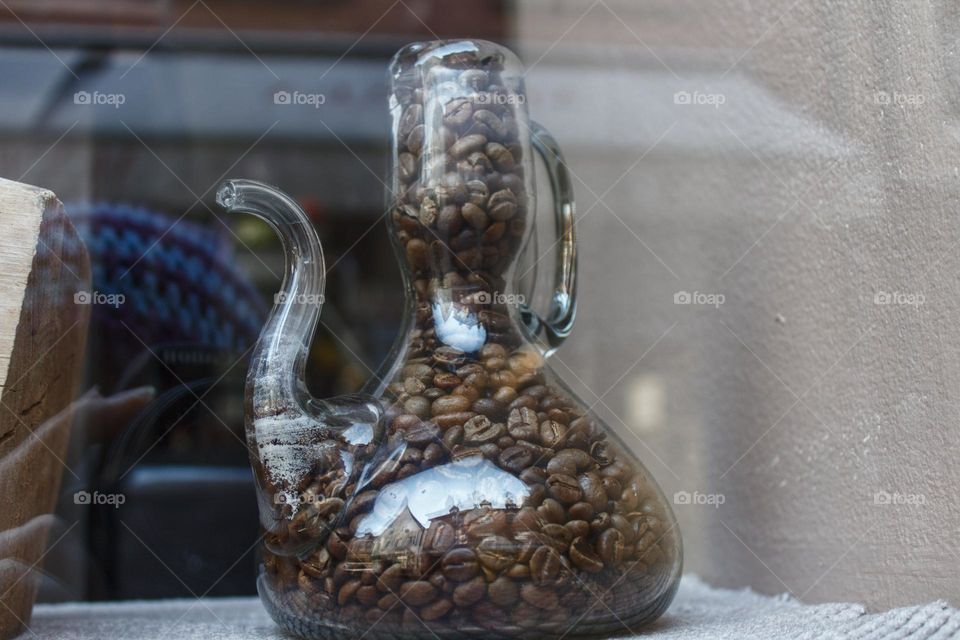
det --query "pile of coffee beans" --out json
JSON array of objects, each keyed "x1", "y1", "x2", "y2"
[{"x1": 259, "y1": 44, "x2": 679, "y2": 638}]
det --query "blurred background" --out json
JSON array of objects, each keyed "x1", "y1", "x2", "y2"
[{"x1": 1, "y1": 0, "x2": 957, "y2": 611}]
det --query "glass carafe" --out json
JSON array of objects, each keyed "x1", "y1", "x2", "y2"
[{"x1": 217, "y1": 39, "x2": 681, "y2": 639}]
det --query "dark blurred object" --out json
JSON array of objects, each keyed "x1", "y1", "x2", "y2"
[
  {"x1": 103, "y1": 463, "x2": 258, "y2": 600},
  {"x1": 63, "y1": 202, "x2": 264, "y2": 599}
]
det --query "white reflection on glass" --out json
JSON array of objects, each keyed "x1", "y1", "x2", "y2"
[
  {"x1": 432, "y1": 302, "x2": 485, "y2": 353},
  {"x1": 355, "y1": 456, "x2": 528, "y2": 536}
]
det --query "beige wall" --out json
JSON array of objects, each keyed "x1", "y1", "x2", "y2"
[{"x1": 516, "y1": 0, "x2": 960, "y2": 609}]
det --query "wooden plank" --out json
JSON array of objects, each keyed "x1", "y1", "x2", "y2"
[{"x1": 0, "y1": 177, "x2": 89, "y2": 640}]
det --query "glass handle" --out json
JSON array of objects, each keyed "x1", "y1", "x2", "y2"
[{"x1": 521, "y1": 121, "x2": 577, "y2": 357}]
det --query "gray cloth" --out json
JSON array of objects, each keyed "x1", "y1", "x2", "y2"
[{"x1": 27, "y1": 575, "x2": 960, "y2": 639}]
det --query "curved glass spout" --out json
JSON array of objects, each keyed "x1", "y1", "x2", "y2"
[
  {"x1": 218, "y1": 180, "x2": 381, "y2": 559},
  {"x1": 217, "y1": 179, "x2": 324, "y2": 424}
]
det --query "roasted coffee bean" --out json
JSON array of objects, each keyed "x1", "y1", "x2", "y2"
[
  {"x1": 435, "y1": 410, "x2": 473, "y2": 428},
  {"x1": 520, "y1": 583, "x2": 559, "y2": 610},
  {"x1": 449, "y1": 133, "x2": 487, "y2": 158},
  {"x1": 480, "y1": 343, "x2": 508, "y2": 359},
  {"x1": 406, "y1": 124, "x2": 425, "y2": 155},
  {"x1": 511, "y1": 506, "x2": 542, "y2": 534},
  {"x1": 398, "y1": 152, "x2": 417, "y2": 182},
  {"x1": 463, "y1": 415, "x2": 504, "y2": 444},
  {"x1": 399, "y1": 580, "x2": 438, "y2": 606},
  {"x1": 402, "y1": 363, "x2": 434, "y2": 382},
  {"x1": 378, "y1": 564, "x2": 405, "y2": 592},
  {"x1": 399, "y1": 104, "x2": 422, "y2": 139},
  {"x1": 485, "y1": 143, "x2": 515, "y2": 172},
  {"x1": 568, "y1": 501, "x2": 595, "y2": 522},
  {"x1": 487, "y1": 576, "x2": 518, "y2": 606},
  {"x1": 540, "y1": 420, "x2": 567, "y2": 448},
  {"x1": 433, "y1": 371, "x2": 461, "y2": 390},
  {"x1": 537, "y1": 498, "x2": 565, "y2": 524},
  {"x1": 465, "y1": 509, "x2": 508, "y2": 538},
  {"x1": 529, "y1": 545, "x2": 561, "y2": 585},
  {"x1": 472, "y1": 397, "x2": 502, "y2": 419},
  {"x1": 540, "y1": 523, "x2": 573, "y2": 553},
  {"x1": 459, "y1": 68, "x2": 489, "y2": 91},
  {"x1": 443, "y1": 425, "x2": 464, "y2": 449},
  {"x1": 579, "y1": 472, "x2": 608, "y2": 511},
  {"x1": 356, "y1": 585, "x2": 380, "y2": 606},
  {"x1": 432, "y1": 394, "x2": 472, "y2": 415},
  {"x1": 474, "y1": 109, "x2": 507, "y2": 139},
  {"x1": 425, "y1": 521, "x2": 457, "y2": 554},
  {"x1": 590, "y1": 511, "x2": 612, "y2": 535},
  {"x1": 487, "y1": 189, "x2": 517, "y2": 221},
  {"x1": 399, "y1": 446, "x2": 423, "y2": 466},
  {"x1": 345, "y1": 491, "x2": 377, "y2": 520},
  {"x1": 465, "y1": 179, "x2": 489, "y2": 207},
  {"x1": 441, "y1": 548, "x2": 479, "y2": 581},
  {"x1": 327, "y1": 530, "x2": 348, "y2": 560},
  {"x1": 400, "y1": 420, "x2": 440, "y2": 446},
  {"x1": 496, "y1": 445, "x2": 533, "y2": 473},
  {"x1": 396, "y1": 462, "x2": 419, "y2": 479},
  {"x1": 514, "y1": 470, "x2": 544, "y2": 490},
  {"x1": 434, "y1": 345, "x2": 467, "y2": 367},
  {"x1": 597, "y1": 527, "x2": 625, "y2": 566},
  {"x1": 492, "y1": 385, "x2": 517, "y2": 405},
  {"x1": 462, "y1": 202, "x2": 489, "y2": 231},
  {"x1": 570, "y1": 537, "x2": 604, "y2": 573},
  {"x1": 443, "y1": 98, "x2": 473, "y2": 128},
  {"x1": 338, "y1": 579, "x2": 362, "y2": 606},
  {"x1": 565, "y1": 519, "x2": 591, "y2": 540},
  {"x1": 479, "y1": 442, "x2": 500, "y2": 459},
  {"x1": 420, "y1": 597, "x2": 454, "y2": 621},
  {"x1": 547, "y1": 448, "x2": 593, "y2": 475},
  {"x1": 452, "y1": 576, "x2": 486, "y2": 607},
  {"x1": 603, "y1": 476, "x2": 623, "y2": 499},
  {"x1": 403, "y1": 395, "x2": 431, "y2": 418},
  {"x1": 423, "y1": 442, "x2": 444, "y2": 466},
  {"x1": 546, "y1": 473, "x2": 582, "y2": 505},
  {"x1": 507, "y1": 406, "x2": 539, "y2": 441},
  {"x1": 476, "y1": 535, "x2": 515, "y2": 571}
]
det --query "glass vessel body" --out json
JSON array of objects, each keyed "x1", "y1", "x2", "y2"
[{"x1": 220, "y1": 39, "x2": 682, "y2": 639}]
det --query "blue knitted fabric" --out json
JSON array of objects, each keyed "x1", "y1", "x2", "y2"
[{"x1": 67, "y1": 202, "x2": 267, "y2": 356}]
